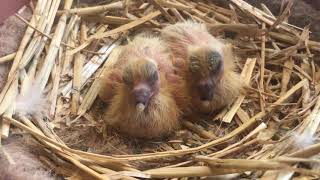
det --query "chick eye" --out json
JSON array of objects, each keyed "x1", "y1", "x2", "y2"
[
  {"x1": 190, "y1": 56, "x2": 198, "y2": 62},
  {"x1": 143, "y1": 62, "x2": 158, "y2": 83},
  {"x1": 122, "y1": 69, "x2": 133, "y2": 85},
  {"x1": 208, "y1": 51, "x2": 222, "y2": 72},
  {"x1": 149, "y1": 71, "x2": 158, "y2": 85},
  {"x1": 189, "y1": 56, "x2": 200, "y2": 73}
]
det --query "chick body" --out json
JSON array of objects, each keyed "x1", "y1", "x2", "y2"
[
  {"x1": 161, "y1": 21, "x2": 243, "y2": 114},
  {"x1": 98, "y1": 35, "x2": 187, "y2": 138}
]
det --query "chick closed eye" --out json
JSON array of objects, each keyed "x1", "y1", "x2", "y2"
[
  {"x1": 150, "y1": 71, "x2": 158, "y2": 84},
  {"x1": 208, "y1": 51, "x2": 222, "y2": 73},
  {"x1": 190, "y1": 56, "x2": 198, "y2": 62},
  {"x1": 189, "y1": 56, "x2": 201, "y2": 73},
  {"x1": 144, "y1": 62, "x2": 158, "y2": 85},
  {"x1": 207, "y1": 51, "x2": 222, "y2": 73},
  {"x1": 122, "y1": 68, "x2": 133, "y2": 85}
]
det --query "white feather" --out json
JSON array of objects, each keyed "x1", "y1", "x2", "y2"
[
  {"x1": 15, "y1": 83, "x2": 47, "y2": 116},
  {"x1": 293, "y1": 132, "x2": 316, "y2": 149}
]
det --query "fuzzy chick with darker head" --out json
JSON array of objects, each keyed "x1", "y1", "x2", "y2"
[
  {"x1": 161, "y1": 20, "x2": 243, "y2": 114},
  {"x1": 98, "y1": 35, "x2": 185, "y2": 138},
  {"x1": 187, "y1": 45, "x2": 224, "y2": 105}
]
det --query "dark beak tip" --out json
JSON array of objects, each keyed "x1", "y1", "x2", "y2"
[
  {"x1": 133, "y1": 90, "x2": 151, "y2": 106},
  {"x1": 135, "y1": 100, "x2": 146, "y2": 106},
  {"x1": 198, "y1": 81, "x2": 214, "y2": 101},
  {"x1": 200, "y1": 94, "x2": 213, "y2": 101},
  {"x1": 135, "y1": 96, "x2": 148, "y2": 105},
  {"x1": 135, "y1": 93, "x2": 149, "y2": 105}
]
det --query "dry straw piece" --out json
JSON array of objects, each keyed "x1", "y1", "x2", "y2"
[{"x1": 0, "y1": 0, "x2": 320, "y2": 179}]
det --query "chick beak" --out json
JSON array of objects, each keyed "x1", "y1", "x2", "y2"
[
  {"x1": 132, "y1": 84, "x2": 151, "y2": 113},
  {"x1": 198, "y1": 80, "x2": 214, "y2": 106}
]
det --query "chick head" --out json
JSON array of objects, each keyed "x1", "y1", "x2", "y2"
[
  {"x1": 122, "y1": 58, "x2": 160, "y2": 113},
  {"x1": 187, "y1": 45, "x2": 224, "y2": 105}
]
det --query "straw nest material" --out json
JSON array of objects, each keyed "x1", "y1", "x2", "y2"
[{"x1": 1, "y1": 0, "x2": 320, "y2": 179}]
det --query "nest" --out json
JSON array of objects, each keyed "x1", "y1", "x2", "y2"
[{"x1": 1, "y1": 0, "x2": 320, "y2": 179}]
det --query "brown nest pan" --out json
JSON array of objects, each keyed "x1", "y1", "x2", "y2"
[{"x1": 1, "y1": 0, "x2": 320, "y2": 179}]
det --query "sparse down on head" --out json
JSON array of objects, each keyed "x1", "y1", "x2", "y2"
[
  {"x1": 98, "y1": 34, "x2": 186, "y2": 138},
  {"x1": 161, "y1": 20, "x2": 243, "y2": 114}
]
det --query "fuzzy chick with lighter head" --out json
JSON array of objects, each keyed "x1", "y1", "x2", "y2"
[
  {"x1": 98, "y1": 35, "x2": 188, "y2": 139},
  {"x1": 161, "y1": 21, "x2": 243, "y2": 115}
]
